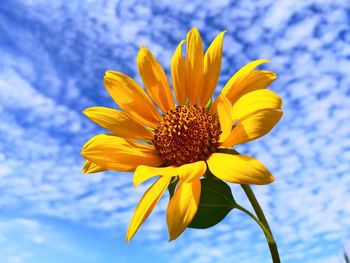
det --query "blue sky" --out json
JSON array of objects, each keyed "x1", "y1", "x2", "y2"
[{"x1": 1, "y1": 0, "x2": 350, "y2": 262}]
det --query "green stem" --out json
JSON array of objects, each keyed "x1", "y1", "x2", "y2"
[
  {"x1": 345, "y1": 251, "x2": 350, "y2": 263},
  {"x1": 234, "y1": 204, "x2": 273, "y2": 242},
  {"x1": 241, "y1": 184, "x2": 280, "y2": 263}
]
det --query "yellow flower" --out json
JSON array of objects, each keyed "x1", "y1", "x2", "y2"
[{"x1": 81, "y1": 28, "x2": 282, "y2": 242}]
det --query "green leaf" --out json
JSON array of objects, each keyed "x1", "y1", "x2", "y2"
[
  {"x1": 189, "y1": 177, "x2": 236, "y2": 229},
  {"x1": 167, "y1": 176, "x2": 179, "y2": 199},
  {"x1": 205, "y1": 98, "x2": 213, "y2": 110},
  {"x1": 216, "y1": 148, "x2": 240, "y2": 155}
]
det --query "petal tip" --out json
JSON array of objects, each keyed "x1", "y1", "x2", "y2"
[
  {"x1": 187, "y1": 27, "x2": 202, "y2": 41},
  {"x1": 271, "y1": 72, "x2": 277, "y2": 79},
  {"x1": 178, "y1": 39, "x2": 186, "y2": 46},
  {"x1": 133, "y1": 165, "x2": 143, "y2": 187},
  {"x1": 168, "y1": 231, "x2": 178, "y2": 242},
  {"x1": 80, "y1": 149, "x2": 86, "y2": 157},
  {"x1": 125, "y1": 235, "x2": 131, "y2": 245},
  {"x1": 138, "y1": 45, "x2": 148, "y2": 55},
  {"x1": 218, "y1": 30, "x2": 227, "y2": 38},
  {"x1": 82, "y1": 108, "x2": 92, "y2": 117},
  {"x1": 104, "y1": 70, "x2": 114, "y2": 77},
  {"x1": 260, "y1": 58, "x2": 270, "y2": 63},
  {"x1": 168, "y1": 230, "x2": 181, "y2": 242}
]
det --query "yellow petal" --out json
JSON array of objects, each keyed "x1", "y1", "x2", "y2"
[
  {"x1": 231, "y1": 89, "x2": 282, "y2": 121},
  {"x1": 81, "y1": 134, "x2": 163, "y2": 171},
  {"x1": 137, "y1": 47, "x2": 175, "y2": 112},
  {"x1": 234, "y1": 70, "x2": 277, "y2": 101},
  {"x1": 199, "y1": 31, "x2": 226, "y2": 106},
  {"x1": 222, "y1": 59, "x2": 270, "y2": 101},
  {"x1": 166, "y1": 177, "x2": 201, "y2": 241},
  {"x1": 83, "y1": 107, "x2": 153, "y2": 140},
  {"x1": 211, "y1": 60, "x2": 275, "y2": 114},
  {"x1": 126, "y1": 176, "x2": 172, "y2": 243},
  {"x1": 104, "y1": 71, "x2": 161, "y2": 128},
  {"x1": 221, "y1": 109, "x2": 283, "y2": 147},
  {"x1": 134, "y1": 161, "x2": 206, "y2": 186},
  {"x1": 171, "y1": 40, "x2": 187, "y2": 105},
  {"x1": 134, "y1": 165, "x2": 179, "y2": 187},
  {"x1": 83, "y1": 160, "x2": 106, "y2": 174},
  {"x1": 207, "y1": 153, "x2": 275, "y2": 185},
  {"x1": 186, "y1": 28, "x2": 204, "y2": 105},
  {"x1": 178, "y1": 161, "x2": 207, "y2": 182},
  {"x1": 216, "y1": 94, "x2": 234, "y2": 143}
]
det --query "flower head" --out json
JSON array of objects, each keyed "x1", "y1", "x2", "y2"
[{"x1": 81, "y1": 28, "x2": 282, "y2": 242}]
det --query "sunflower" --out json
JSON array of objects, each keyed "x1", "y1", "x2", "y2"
[{"x1": 81, "y1": 28, "x2": 282, "y2": 242}]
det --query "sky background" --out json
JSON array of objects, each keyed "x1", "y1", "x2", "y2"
[{"x1": 1, "y1": 0, "x2": 350, "y2": 262}]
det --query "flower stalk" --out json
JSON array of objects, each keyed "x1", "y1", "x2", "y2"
[{"x1": 241, "y1": 184, "x2": 280, "y2": 263}]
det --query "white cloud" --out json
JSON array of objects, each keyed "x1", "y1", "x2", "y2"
[{"x1": 1, "y1": 0, "x2": 350, "y2": 262}]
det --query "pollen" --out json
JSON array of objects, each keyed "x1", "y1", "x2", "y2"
[{"x1": 153, "y1": 105, "x2": 221, "y2": 166}]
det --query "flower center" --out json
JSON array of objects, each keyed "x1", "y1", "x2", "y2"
[{"x1": 153, "y1": 105, "x2": 221, "y2": 166}]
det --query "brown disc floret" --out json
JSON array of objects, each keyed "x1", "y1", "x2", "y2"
[{"x1": 153, "y1": 105, "x2": 221, "y2": 166}]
